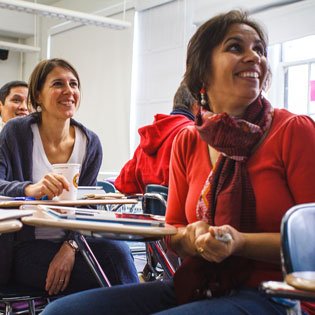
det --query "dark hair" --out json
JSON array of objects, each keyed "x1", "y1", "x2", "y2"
[
  {"x1": 28, "y1": 58, "x2": 80, "y2": 112},
  {"x1": 184, "y1": 10, "x2": 270, "y2": 108},
  {"x1": 0, "y1": 80, "x2": 28, "y2": 104},
  {"x1": 172, "y1": 82, "x2": 196, "y2": 111}
]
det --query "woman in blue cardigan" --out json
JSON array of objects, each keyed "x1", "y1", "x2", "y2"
[{"x1": 0, "y1": 58, "x2": 139, "y2": 295}]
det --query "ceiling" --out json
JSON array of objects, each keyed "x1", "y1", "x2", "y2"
[
  {"x1": 0, "y1": 0, "x2": 127, "y2": 39},
  {"x1": 22, "y1": 0, "x2": 125, "y2": 8},
  {"x1": 30, "y1": 0, "x2": 58, "y2": 4},
  {"x1": 23, "y1": 0, "x2": 122, "y2": 5}
]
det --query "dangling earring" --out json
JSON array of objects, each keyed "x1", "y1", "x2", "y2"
[{"x1": 200, "y1": 85, "x2": 207, "y2": 106}]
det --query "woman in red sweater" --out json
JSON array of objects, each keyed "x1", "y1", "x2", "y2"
[
  {"x1": 42, "y1": 10, "x2": 315, "y2": 315},
  {"x1": 165, "y1": 10, "x2": 315, "y2": 315}
]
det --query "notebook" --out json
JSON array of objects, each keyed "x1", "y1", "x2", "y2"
[{"x1": 40, "y1": 205, "x2": 165, "y2": 227}]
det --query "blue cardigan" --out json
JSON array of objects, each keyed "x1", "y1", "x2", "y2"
[
  {"x1": 0, "y1": 113, "x2": 102, "y2": 196},
  {"x1": 0, "y1": 113, "x2": 103, "y2": 283}
]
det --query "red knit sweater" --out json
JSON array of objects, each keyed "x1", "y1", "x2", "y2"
[{"x1": 166, "y1": 109, "x2": 315, "y2": 313}]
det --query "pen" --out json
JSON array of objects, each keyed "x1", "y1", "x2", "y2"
[{"x1": 14, "y1": 197, "x2": 36, "y2": 201}]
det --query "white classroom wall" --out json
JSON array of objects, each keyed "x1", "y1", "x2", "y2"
[
  {"x1": 20, "y1": 2, "x2": 135, "y2": 176},
  {"x1": 0, "y1": 0, "x2": 135, "y2": 177},
  {"x1": 130, "y1": 0, "x2": 195, "y2": 151},
  {"x1": 0, "y1": 46, "x2": 22, "y2": 87},
  {"x1": 48, "y1": 9, "x2": 135, "y2": 175},
  {"x1": 132, "y1": 0, "x2": 315, "y2": 153},
  {"x1": 1, "y1": 0, "x2": 315, "y2": 176},
  {"x1": 0, "y1": 35, "x2": 26, "y2": 87}
]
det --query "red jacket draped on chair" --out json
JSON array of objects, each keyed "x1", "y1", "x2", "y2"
[{"x1": 114, "y1": 113, "x2": 194, "y2": 194}]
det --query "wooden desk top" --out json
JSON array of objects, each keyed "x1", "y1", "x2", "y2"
[
  {"x1": 21, "y1": 207, "x2": 177, "y2": 241},
  {"x1": 0, "y1": 198, "x2": 137, "y2": 208},
  {"x1": 0, "y1": 219, "x2": 23, "y2": 234},
  {"x1": 285, "y1": 271, "x2": 315, "y2": 291}
]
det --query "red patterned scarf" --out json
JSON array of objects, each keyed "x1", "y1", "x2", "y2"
[{"x1": 173, "y1": 95, "x2": 274, "y2": 305}]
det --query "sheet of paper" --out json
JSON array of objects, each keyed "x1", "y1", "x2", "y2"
[
  {"x1": 0, "y1": 209, "x2": 35, "y2": 221},
  {"x1": 84, "y1": 193, "x2": 125, "y2": 199},
  {"x1": 0, "y1": 195, "x2": 13, "y2": 200},
  {"x1": 77, "y1": 187, "x2": 105, "y2": 199}
]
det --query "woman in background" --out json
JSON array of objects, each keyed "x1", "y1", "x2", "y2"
[
  {"x1": 0, "y1": 58, "x2": 139, "y2": 296},
  {"x1": 42, "y1": 11, "x2": 315, "y2": 315}
]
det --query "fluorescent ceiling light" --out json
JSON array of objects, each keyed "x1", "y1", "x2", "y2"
[
  {"x1": 0, "y1": 40, "x2": 40, "y2": 53},
  {"x1": 0, "y1": 0, "x2": 131, "y2": 30}
]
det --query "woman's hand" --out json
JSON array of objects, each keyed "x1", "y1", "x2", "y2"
[
  {"x1": 195, "y1": 225, "x2": 245, "y2": 263},
  {"x1": 170, "y1": 221, "x2": 211, "y2": 257},
  {"x1": 171, "y1": 221, "x2": 281, "y2": 264},
  {"x1": 45, "y1": 242, "x2": 75, "y2": 295},
  {"x1": 195, "y1": 225, "x2": 281, "y2": 264},
  {"x1": 25, "y1": 173, "x2": 70, "y2": 199}
]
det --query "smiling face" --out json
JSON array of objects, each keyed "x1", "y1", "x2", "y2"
[
  {"x1": 37, "y1": 66, "x2": 80, "y2": 121},
  {"x1": 0, "y1": 86, "x2": 29, "y2": 123},
  {"x1": 206, "y1": 23, "x2": 268, "y2": 116}
]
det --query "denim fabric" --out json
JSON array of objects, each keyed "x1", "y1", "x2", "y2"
[
  {"x1": 155, "y1": 287, "x2": 287, "y2": 315},
  {"x1": 41, "y1": 280, "x2": 287, "y2": 315},
  {"x1": 12, "y1": 237, "x2": 139, "y2": 294}
]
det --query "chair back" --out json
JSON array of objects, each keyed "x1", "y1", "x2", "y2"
[
  {"x1": 142, "y1": 184, "x2": 168, "y2": 216},
  {"x1": 97, "y1": 180, "x2": 116, "y2": 193},
  {"x1": 141, "y1": 184, "x2": 177, "y2": 280},
  {"x1": 281, "y1": 203, "x2": 315, "y2": 274}
]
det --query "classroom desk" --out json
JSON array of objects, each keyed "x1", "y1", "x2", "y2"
[
  {"x1": 21, "y1": 205, "x2": 177, "y2": 287},
  {"x1": 21, "y1": 207, "x2": 176, "y2": 240},
  {"x1": 0, "y1": 198, "x2": 137, "y2": 208},
  {"x1": 285, "y1": 271, "x2": 315, "y2": 291},
  {"x1": 0, "y1": 219, "x2": 22, "y2": 234}
]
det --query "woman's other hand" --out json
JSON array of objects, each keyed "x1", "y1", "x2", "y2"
[
  {"x1": 171, "y1": 221, "x2": 211, "y2": 257},
  {"x1": 25, "y1": 173, "x2": 70, "y2": 199},
  {"x1": 195, "y1": 225, "x2": 245, "y2": 263},
  {"x1": 45, "y1": 242, "x2": 75, "y2": 295}
]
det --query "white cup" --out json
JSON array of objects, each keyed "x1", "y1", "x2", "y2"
[{"x1": 52, "y1": 163, "x2": 80, "y2": 200}]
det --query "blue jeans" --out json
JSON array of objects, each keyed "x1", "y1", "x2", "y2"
[
  {"x1": 41, "y1": 280, "x2": 287, "y2": 315},
  {"x1": 12, "y1": 237, "x2": 139, "y2": 294}
]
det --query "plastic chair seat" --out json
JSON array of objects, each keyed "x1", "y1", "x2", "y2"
[
  {"x1": 260, "y1": 203, "x2": 315, "y2": 309},
  {"x1": 0, "y1": 285, "x2": 54, "y2": 315}
]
